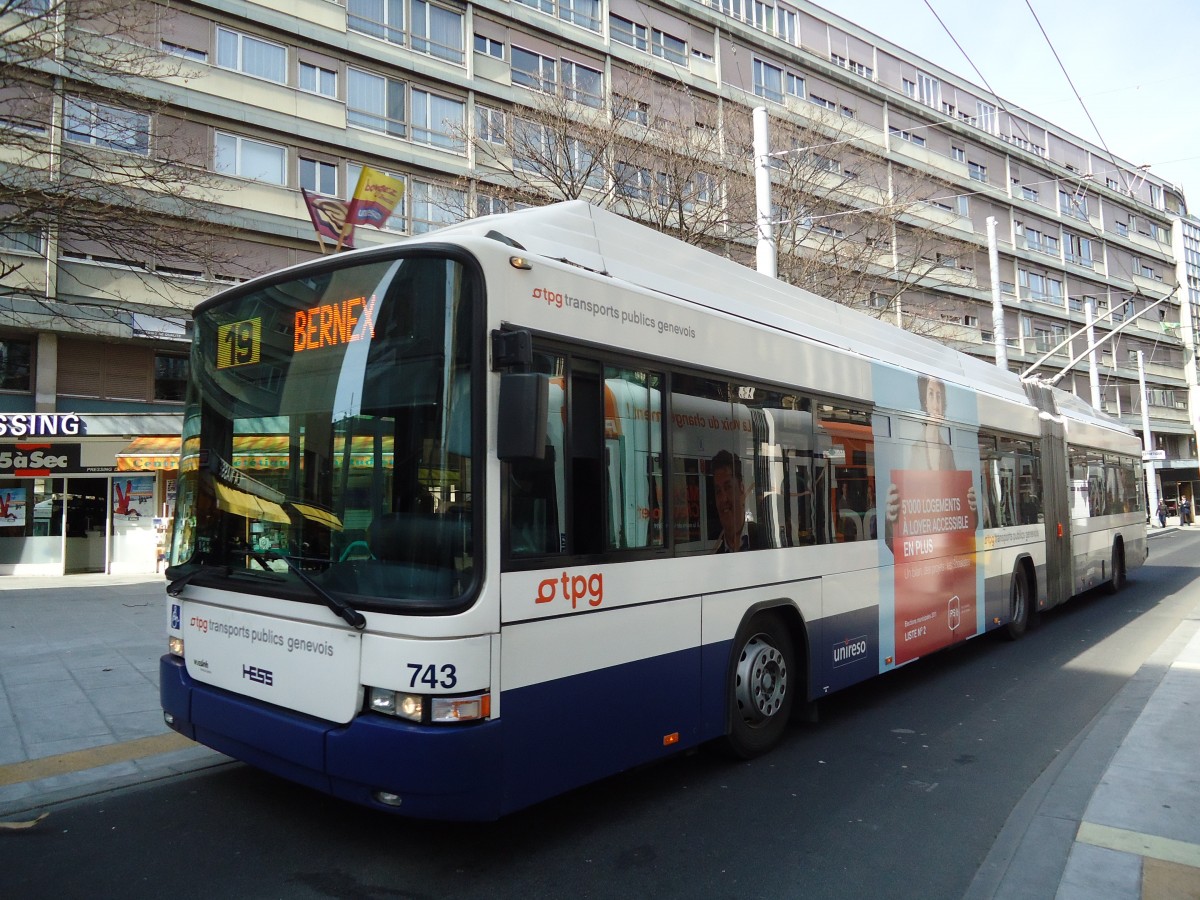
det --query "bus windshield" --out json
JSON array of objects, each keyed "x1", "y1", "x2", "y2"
[{"x1": 168, "y1": 253, "x2": 478, "y2": 613}]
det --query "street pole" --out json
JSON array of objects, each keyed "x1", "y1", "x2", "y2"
[
  {"x1": 1138, "y1": 350, "x2": 1160, "y2": 518},
  {"x1": 987, "y1": 217, "x2": 1007, "y2": 369},
  {"x1": 753, "y1": 106, "x2": 775, "y2": 279},
  {"x1": 1085, "y1": 297, "x2": 1102, "y2": 409}
]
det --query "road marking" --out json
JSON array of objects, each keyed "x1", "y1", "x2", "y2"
[
  {"x1": 0, "y1": 733, "x2": 195, "y2": 787},
  {"x1": 1077, "y1": 821, "x2": 1200, "y2": 869}
]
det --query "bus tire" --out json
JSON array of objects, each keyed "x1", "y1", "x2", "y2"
[
  {"x1": 1003, "y1": 566, "x2": 1031, "y2": 641},
  {"x1": 723, "y1": 613, "x2": 795, "y2": 759},
  {"x1": 1106, "y1": 541, "x2": 1125, "y2": 595}
]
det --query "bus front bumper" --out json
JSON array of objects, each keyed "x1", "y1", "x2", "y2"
[{"x1": 160, "y1": 654, "x2": 505, "y2": 820}]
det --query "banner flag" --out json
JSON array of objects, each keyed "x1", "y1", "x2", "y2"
[
  {"x1": 345, "y1": 167, "x2": 405, "y2": 231},
  {"x1": 301, "y1": 188, "x2": 353, "y2": 251}
]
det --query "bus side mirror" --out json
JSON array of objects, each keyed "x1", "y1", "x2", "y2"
[{"x1": 498, "y1": 373, "x2": 549, "y2": 461}]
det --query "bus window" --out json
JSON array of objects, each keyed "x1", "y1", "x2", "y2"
[
  {"x1": 817, "y1": 404, "x2": 875, "y2": 543},
  {"x1": 603, "y1": 366, "x2": 664, "y2": 551},
  {"x1": 506, "y1": 351, "x2": 565, "y2": 559}
]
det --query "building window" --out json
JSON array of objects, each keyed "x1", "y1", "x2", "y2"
[
  {"x1": 348, "y1": 0, "x2": 404, "y2": 44},
  {"x1": 1066, "y1": 232, "x2": 1094, "y2": 268},
  {"x1": 516, "y1": 0, "x2": 599, "y2": 31},
  {"x1": 1059, "y1": 190, "x2": 1088, "y2": 221},
  {"x1": 475, "y1": 193, "x2": 507, "y2": 217},
  {"x1": 154, "y1": 354, "x2": 190, "y2": 402},
  {"x1": 410, "y1": 0, "x2": 465, "y2": 63},
  {"x1": 300, "y1": 158, "x2": 337, "y2": 194},
  {"x1": 214, "y1": 132, "x2": 285, "y2": 184},
  {"x1": 786, "y1": 73, "x2": 804, "y2": 99},
  {"x1": 475, "y1": 104, "x2": 505, "y2": 143},
  {"x1": 652, "y1": 28, "x2": 687, "y2": 65},
  {"x1": 410, "y1": 180, "x2": 466, "y2": 233},
  {"x1": 916, "y1": 72, "x2": 939, "y2": 107},
  {"x1": 951, "y1": 145, "x2": 965, "y2": 162},
  {"x1": 558, "y1": 0, "x2": 601, "y2": 31},
  {"x1": 753, "y1": 59, "x2": 783, "y2": 103},
  {"x1": 957, "y1": 195, "x2": 970, "y2": 216},
  {"x1": 616, "y1": 95, "x2": 649, "y2": 125},
  {"x1": 975, "y1": 101, "x2": 997, "y2": 133},
  {"x1": 347, "y1": 68, "x2": 406, "y2": 136},
  {"x1": 610, "y1": 14, "x2": 647, "y2": 50},
  {"x1": 1022, "y1": 185, "x2": 1039, "y2": 202},
  {"x1": 299, "y1": 62, "x2": 338, "y2": 97},
  {"x1": 561, "y1": 60, "x2": 602, "y2": 107},
  {"x1": 889, "y1": 126, "x2": 925, "y2": 147},
  {"x1": 1116, "y1": 220, "x2": 1128, "y2": 237},
  {"x1": 0, "y1": 339, "x2": 32, "y2": 392},
  {"x1": 616, "y1": 162, "x2": 651, "y2": 200},
  {"x1": 512, "y1": 47, "x2": 557, "y2": 93},
  {"x1": 161, "y1": 41, "x2": 207, "y2": 62},
  {"x1": 216, "y1": 28, "x2": 287, "y2": 83},
  {"x1": 0, "y1": 228, "x2": 41, "y2": 254},
  {"x1": 968, "y1": 161, "x2": 987, "y2": 182},
  {"x1": 64, "y1": 98, "x2": 149, "y2": 155},
  {"x1": 410, "y1": 89, "x2": 465, "y2": 150},
  {"x1": 474, "y1": 34, "x2": 504, "y2": 58}
]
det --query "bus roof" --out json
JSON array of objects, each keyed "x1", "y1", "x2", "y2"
[{"x1": 437, "y1": 202, "x2": 1127, "y2": 435}]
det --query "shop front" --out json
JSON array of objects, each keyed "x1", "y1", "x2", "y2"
[{"x1": 0, "y1": 413, "x2": 182, "y2": 577}]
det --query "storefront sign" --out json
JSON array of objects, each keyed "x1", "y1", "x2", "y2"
[
  {"x1": 0, "y1": 443, "x2": 82, "y2": 476},
  {"x1": 0, "y1": 413, "x2": 85, "y2": 438}
]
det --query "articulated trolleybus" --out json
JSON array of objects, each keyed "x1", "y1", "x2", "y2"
[{"x1": 162, "y1": 202, "x2": 1146, "y2": 820}]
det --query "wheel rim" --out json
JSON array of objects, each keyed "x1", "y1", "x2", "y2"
[{"x1": 735, "y1": 634, "x2": 788, "y2": 724}]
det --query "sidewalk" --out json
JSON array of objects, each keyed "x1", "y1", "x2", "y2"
[
  {"x1": 968, "y1": 525, "x2": 1200, "y2": 900},
  {"x1": 1, "y1": 538, "x2": 1198, "y2": 900},
  {"x1": 0, "y1": 573, "x2": 227, "y2": 818}
]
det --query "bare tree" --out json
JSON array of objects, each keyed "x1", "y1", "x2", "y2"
[
  {"x1": 457, "y1": 68, "x2": 981, "y2": 335},
  {"x1": 1, "y1": 0, "x2": 235, "y2": 330},
  {"x1": 737, "y1": 107, "x2": 980, "y2": 335}
]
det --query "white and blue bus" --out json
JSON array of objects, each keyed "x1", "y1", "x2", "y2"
[{"x1": 161, "y1": 202, "x2": 1147, "y2": 820}]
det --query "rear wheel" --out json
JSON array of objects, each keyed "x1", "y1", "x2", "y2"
[
  {"x1": 1003, "y1": 566, "x2": 1031, "y2": 641},
  {"x1": 724, "y1": 613, "x2": 795, "y2": 759},
  {"x1": 1106, "y1": 541, "x2": 1126, "y2": 594}
]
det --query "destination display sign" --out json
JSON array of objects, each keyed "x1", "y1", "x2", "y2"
[{"x1": 293, "y1": 294, "x2": 378, "y2": 353}]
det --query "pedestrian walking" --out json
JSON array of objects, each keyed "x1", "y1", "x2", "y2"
[
  {"x1": 1181, "y1": 497, "x2": 1191, "y2": 526},
  {"x1": 1157, "y1": 499, "x2": 1167, "y2": 528}
]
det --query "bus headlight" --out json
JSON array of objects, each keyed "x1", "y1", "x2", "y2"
[
  {"x1": 367, "y1": 687, "x2": 422, "y2": 722},
  {"x1": 168, "y1": 636, "x2": 185, "y2": 657},
  {"x1": 365, "y1": 687, "x2": 490, "y2": 723}
]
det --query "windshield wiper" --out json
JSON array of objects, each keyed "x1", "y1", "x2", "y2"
[
  {"x1": 167, "y1": 562, "x2": 231, "y2": 597},
  {"x1": 245, "y1": 548, "x2": 367, "y2": 631}
]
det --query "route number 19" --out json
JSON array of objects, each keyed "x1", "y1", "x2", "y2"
[{"x1": 217, "y1": 318, "x2": 262, "y2": 369}]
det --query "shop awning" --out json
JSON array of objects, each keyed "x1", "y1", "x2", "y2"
[
  {"x1": 213, "y1": 482, "x2": 290, "y2": 524},
  {"x1": 116, "y1": 436, "x2": 181, "y2": 472},
  {"x1": 290, "y1": 502, "x2": 343, "y2": 531}
]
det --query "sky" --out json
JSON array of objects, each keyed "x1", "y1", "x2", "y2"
[{"x1": 816, "y1": 0, "x2": 1200, "y2": 205}]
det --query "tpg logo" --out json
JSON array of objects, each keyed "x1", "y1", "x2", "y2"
[{"x1": 243, "y1": 665, "x2": 274, "y2": 686}]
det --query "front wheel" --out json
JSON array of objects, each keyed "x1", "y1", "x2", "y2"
[{"x1": 723, "y1": 613, "x2": 795, "y2": 759}]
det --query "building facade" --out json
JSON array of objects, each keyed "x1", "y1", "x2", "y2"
[{"x1": 0, "y1": 0, "x2": 1193, "y2": 573}]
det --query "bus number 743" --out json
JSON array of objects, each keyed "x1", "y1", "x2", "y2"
[{"x1": 407, "y1": 663, "x2": 458, "y2": 690}]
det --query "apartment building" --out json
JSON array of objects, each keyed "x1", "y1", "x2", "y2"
[{"x1": 0, "y1": 0, "x2": 1192, "y2": 573}]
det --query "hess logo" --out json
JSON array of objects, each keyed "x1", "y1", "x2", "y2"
[
  {"x1": 535, "y1": 572, "x2": 603, "y2": 609},
  {"x1": 243, "y1": 665, "x2": 274, "y2": 686}
]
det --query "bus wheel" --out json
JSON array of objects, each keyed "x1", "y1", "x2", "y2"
[
  {"x1": 1003, "y1": 566, "x2": 1031, "y2": 641},
  {"x1": 1106, "y1": 541, "x2": 1125, "y2": 594},
  {"x1": 724, "y1": 614, "x2": 795, "y2": 759}
]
